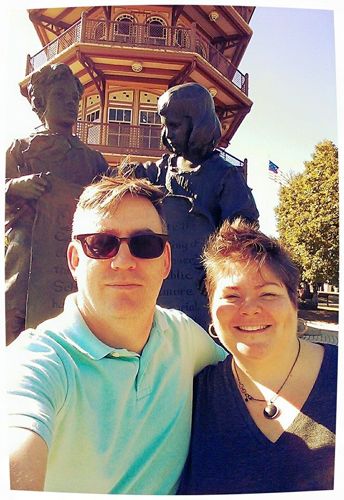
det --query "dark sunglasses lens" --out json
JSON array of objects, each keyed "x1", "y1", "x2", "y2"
[
  {"x1": 84, "y1": 234, "x2": 119, "y2": 258},
  {"x1": 130, "y1": 235, "x2": 166, "y2": 258}
]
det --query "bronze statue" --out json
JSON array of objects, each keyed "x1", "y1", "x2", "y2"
[
  {"x1": 5, "y1": 63, "x2": 108, "y2": 344},
  {"x1": 124, "y1": 83, "x2": 259, "y2": 329}
]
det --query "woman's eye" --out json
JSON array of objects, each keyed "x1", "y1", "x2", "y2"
[{"x1": 261, "y1": 292, "x2": 277, "y2": 298}]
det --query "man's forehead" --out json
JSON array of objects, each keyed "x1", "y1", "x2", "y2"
[{"x1": 74, "y1": 195, "x2": 161, "y2": 234}]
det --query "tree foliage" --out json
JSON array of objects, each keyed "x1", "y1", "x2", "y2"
[{"x1": 275, "y1": 140, "x2": 339, "y2": 285}]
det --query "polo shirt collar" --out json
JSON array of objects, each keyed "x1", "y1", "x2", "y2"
[
  {"x1": 59, "y1": 294, "x2": 167, "y2": 360},
  {"x1": 152, "y1": 305, "x2": 169, "y2": 333}
]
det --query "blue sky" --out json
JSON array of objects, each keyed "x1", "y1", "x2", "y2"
[
  {"x1": 2, "y1": 2, "x2": 341, "y2": 237},
  {"x1": 229, "y1": 6, "x2": 338, "y2": 236}
]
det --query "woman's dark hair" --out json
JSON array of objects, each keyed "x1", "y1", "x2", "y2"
[
  {"x1": 202, "y1": 217, "x2": 300, "y2": 307},
  {"x1": 158, "y1": 83, "x2": 222, "y2": 164}
]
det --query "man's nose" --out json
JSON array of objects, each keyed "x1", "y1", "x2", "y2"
[{"x1": 110, "y1": 242, "x2": 136, "y2": 270}]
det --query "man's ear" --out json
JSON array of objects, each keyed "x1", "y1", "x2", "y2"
[
  {"x1": 67, "y1": 241, "x2": 80, "y2": 280},
  {"x1": 163, "y1": 242, "x2": 172, "y2": 279}
]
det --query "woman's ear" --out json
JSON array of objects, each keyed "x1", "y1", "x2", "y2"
[{"x1": 67, "y1": 241, "x2": 80, "y2": 280}]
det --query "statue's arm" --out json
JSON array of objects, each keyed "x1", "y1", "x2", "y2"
[
  {"x1": 219, "y1": 167, "x2": 259, "y2": 223},
  {"x1": 5, "y1": 141, "x2": 49, "y2": 203},
  {"x1": 5, "y1": 141, "x2": 23, "y2": 203}
]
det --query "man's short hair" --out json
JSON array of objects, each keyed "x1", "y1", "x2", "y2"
[{"x1": 72, "y1": 175, "x2": 167, "y2": 235}]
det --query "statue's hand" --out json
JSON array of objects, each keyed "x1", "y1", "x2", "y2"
[{"x1": 9, "y1": 173, "x2": 50, "y2": 200}]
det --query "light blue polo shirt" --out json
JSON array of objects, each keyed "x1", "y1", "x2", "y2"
[{"x1": 7, "y1": 293, "x2": 226, "y2": 494}]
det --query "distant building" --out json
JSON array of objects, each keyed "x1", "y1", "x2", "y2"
[{"x1": 20, "y1": 5, "x2": 255, "y2": 171}]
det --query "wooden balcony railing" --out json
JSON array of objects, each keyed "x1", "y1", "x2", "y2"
[
  {"x1": 217, "y1": 147, "x2": 245, "y2": 170},
  {"x1": 76, "y1": 121, "x2": 164, "y2": 157},
  {"x1": 26, "y1": 17, "x2": 248, "y2": 95},
  {"x1": 74, "y1": 121, "x2": 246, "y2": 171}
]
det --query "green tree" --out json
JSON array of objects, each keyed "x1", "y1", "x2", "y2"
[{"x1": 276, "y1": 140, "x2": 339, "y2": 285}]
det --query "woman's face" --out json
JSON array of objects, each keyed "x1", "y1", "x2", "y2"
[
  {"x1": 160, "y1": 108, "x2": 191, "y2": 156},
  {"x1": 210, "y1": 261, "x2": 297, "y2": 362}
]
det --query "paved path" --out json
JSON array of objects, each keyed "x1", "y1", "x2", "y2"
[{"x1": 300, "y1": 320, "x2": 338, "y2": 346}]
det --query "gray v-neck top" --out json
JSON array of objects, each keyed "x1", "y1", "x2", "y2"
[{"x1": 178, "y1": 343, "x2": 337, "y2": 494}]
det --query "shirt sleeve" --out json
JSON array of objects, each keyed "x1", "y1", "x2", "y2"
[
  {"x1": 183, "y1": 314, "x2": 227, "y2": 375},
  {"x1": 7, "y1": 333, "x2": 68, "y2": 448}
]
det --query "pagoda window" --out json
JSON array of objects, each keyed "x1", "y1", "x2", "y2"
[
  {"x1": 195, "y1": 40, "x2": 207, "y2": 59},
  {"x1": 139, "y1": 110, "x2": 161, "y2": 149},
  {"x1": 86, "y1": 110, "x2": 100, "y2": 122},
  {"x1": 108, "y1": 107, "x2": 132, "y2": 148},
  {"x1": 146, "y1": 17, "x2": 167, "y2": 46},
  {"x1": 108, "y1": 108, "x2": 132, "y2": 123},
  {"x1": 113, "y1": 14, "x2": 136, "y2": 42},
  {"x1": 85, "y1": 110, "x2": 101, "y2": 145},
  {"x1": 139, "y1": 110, "x2": 160, "y2": 125},
  {"x1": 92, "y1": 20, "x2": 107, "y2": 41},
  {"x1": 174, "y1": 25, "x2": 190, "y2": 49}
]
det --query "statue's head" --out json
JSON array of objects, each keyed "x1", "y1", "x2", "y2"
[
  {"x1": 158, "y1": 83, "x2": 221, "y2": 164},
  {"x1": 28, "y1": 63, "x2": 84, "y2": 124}
]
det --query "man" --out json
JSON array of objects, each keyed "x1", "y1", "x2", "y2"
[
  {"x1": 7, "y1": 176, "x2": 226, "y2": 494},
  {"x1": 5, "y1": 63, "x2": 108, "y2": 344}
]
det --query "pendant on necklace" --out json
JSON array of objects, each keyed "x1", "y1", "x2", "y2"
[{"x1": 263, "y1": 402, "x2": 279, "y2": 419}]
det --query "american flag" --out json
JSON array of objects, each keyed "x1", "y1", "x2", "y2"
[
  {"x1": 268, "y1": 160, "x2": 279, "y2": 175},
  {"x1": 268, "y1": 160, "x2": 287, "y2": 185}
]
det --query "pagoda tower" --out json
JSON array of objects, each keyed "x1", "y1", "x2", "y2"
[{"x1": 21, "y1": 5, "x2": 255, "y2": 169}]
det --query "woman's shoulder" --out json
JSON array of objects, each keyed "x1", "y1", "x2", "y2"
[
  {"x1": 314, "y1": 342, "x2": 338, "y2": 366},
  {"x1": 308, "y1": 342, "x2": 338, "y2": 394},
  {"x1": 322, "y1": 342, "x2": 338, "y2": 368},
  {"x1": 195, "y1": 355, "x2": 231, "y2": 386},
  {"x1": 302, "y1": 340, "x2": 337, "y2": 378}
]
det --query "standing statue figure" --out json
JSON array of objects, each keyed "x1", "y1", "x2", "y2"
[
  {"x1": 5, "y1": 63, "x2": 108, "y2": 344},
  {"x1": 124, "y1": 83, "x2": 259, "y2": 330}
]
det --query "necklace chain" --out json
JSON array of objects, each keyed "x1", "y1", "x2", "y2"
[{"x1": 233, "y1": 339, "x2": 301, "y2": 406}]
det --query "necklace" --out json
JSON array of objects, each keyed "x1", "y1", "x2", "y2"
[{"x1": 232, "y1": 339, "x2": 301, "y2": 419}]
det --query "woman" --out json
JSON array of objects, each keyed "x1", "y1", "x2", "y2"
[{"x1": 178, "y1": 218, "x2": 337, "y2": 494}]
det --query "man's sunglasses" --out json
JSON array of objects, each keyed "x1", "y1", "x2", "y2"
[{"x1": 74, "y1": 232, "x2": 168, "y2": 260}]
